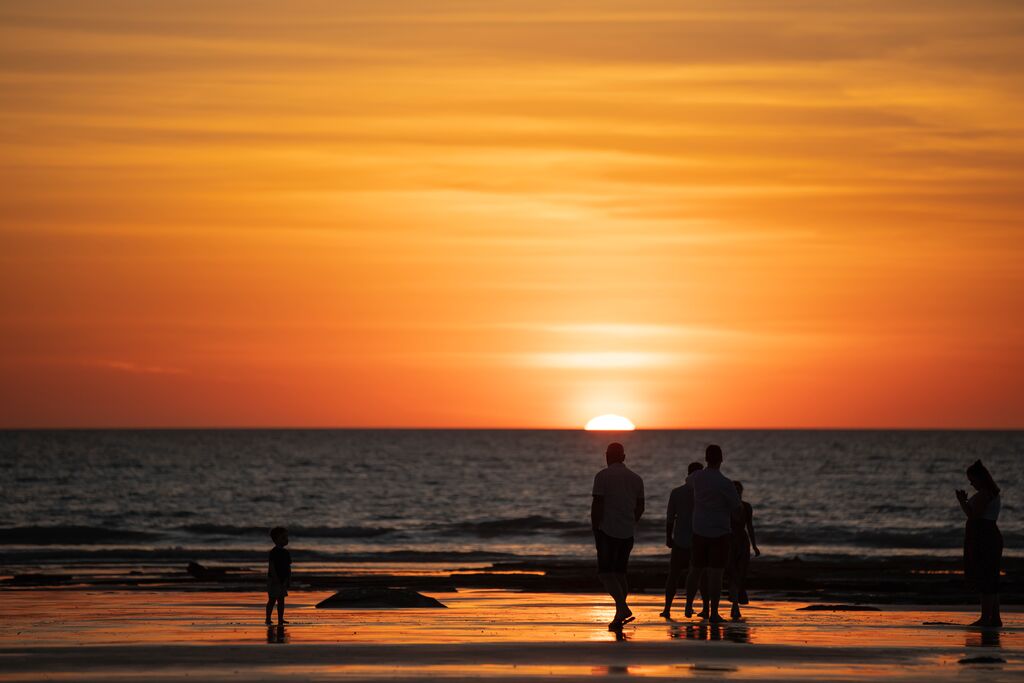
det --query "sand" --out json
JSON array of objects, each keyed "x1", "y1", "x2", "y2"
[{"x1": 0, "y1": 588, "x2": 1020, "y2": 681}]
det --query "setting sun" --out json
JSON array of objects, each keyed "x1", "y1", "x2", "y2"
[{"x1": 584, "y1": 414, "x2": 636, "y2": 431}]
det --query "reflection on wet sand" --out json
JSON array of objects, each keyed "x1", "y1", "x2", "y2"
[
  {"x1": 1, "y1": 588, "x2": 1021, "y2": 682},
  {"x1": 966, "y1": 628, "x2": 1001, "y2": 649},
  {"x1": 668, "y1": 621, "x2": 751, "y2": 644},
  {"x1": 608, "y1": 626, "x2": 630, "y2": 642},
  {"x1": 267, "y1": 625, "x2": 288, "y2": 644},
  {"x1": 592, "y1": 664, "x2": 632, "y2": 676}
]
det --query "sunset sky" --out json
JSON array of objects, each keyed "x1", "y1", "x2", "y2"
[{"x1": 2, "y1": 1, "x2": 1023, "y2": 428}]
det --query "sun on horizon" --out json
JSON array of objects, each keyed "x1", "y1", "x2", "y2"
[{"x1": 584, "y1": 414, "x2": 636, "y2": 431}]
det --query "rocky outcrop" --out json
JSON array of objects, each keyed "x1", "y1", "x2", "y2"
[{"x1": 315, "y1": 588, "x2": 446, "y2": 609}]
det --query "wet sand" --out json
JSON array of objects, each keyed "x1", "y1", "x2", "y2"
[{"x1": 0, "y1": 589, "x2": 1020, "y2": 681}]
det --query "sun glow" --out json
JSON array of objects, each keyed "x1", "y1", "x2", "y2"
[{"x1": 584, "y1": 414, "x2": 636, "y2": 431}]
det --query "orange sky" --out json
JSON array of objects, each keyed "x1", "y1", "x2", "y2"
[{"x1": 1, "y1": 1, "x2": 1023, "y2": 428}]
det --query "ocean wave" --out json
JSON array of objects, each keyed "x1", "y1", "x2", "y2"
[
  {"x1": 432, "y1": 515, "x2": 584, "y2": 537},
  {"x1": 181, "y1": 524, "x2": 395, "y2": 538},
  {"x1": 0, "y1": 526, "x2": 161, "y2": 545},
  {"x1": 0, "y1": 546, "x2": 518, "y2": 564},
  {"x1": 758, "y1": 525, "x2": 1008, "y2": 550}
]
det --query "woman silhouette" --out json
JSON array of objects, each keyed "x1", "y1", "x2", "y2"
[
  {"x1": 727, "y1": 481, "x2": 760, "y2": 621},
  {"x1": 956, "y1": 460, "x2": 1002, "y2": 627}
]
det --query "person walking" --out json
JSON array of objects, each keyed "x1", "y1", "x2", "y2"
[
  {"x1": 727, "y1": 481, "x2": 760, "y2": 620},
  {"x1": 683, "y1": 444, "x2": 741, "y2": 623},
  {"x1": 591, "y1": 442, "x2": 645, "y2": 630}
]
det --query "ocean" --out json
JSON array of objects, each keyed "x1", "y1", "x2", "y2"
[{"x1": 0, "y1": 430, "x2": 1020, "y2": 569}]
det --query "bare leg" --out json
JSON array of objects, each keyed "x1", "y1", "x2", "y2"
[
  {"x1": 599, "y1": 573, "x2": 627, "y2": 623},
  {"x1": 729, "y1": 571, "x2": 740, "y2": 617},
  {"x1": 992, "y1": 594, "x2": 1001, "y2": 627},
  {"x1": 698, "y1": 573, "x2": 710, "y2": 617},
  {"x1": 684, "y1": 567, "x2": 704, "y2": 618},
  {"x1": 972, "y1": 594, "x2": 989, "y2": 626},
  {"x1": 265, "y1": 598, "x2": 275, "y2": 625},
  {"x1": 616, "y1": 573, "x2": 633, "y2": 621},
  {"x1": 730, "y1": 553, "x2": 749, "y2": 620},
  {"x1": 663, "y1": 577, "x2": 677, "y2": 616},
  {"x1": 706, "y1": 569, "x2": 725, "y2": 623},
  {"x1": 276, "y1": 596, "x2": 286, "y2": 625},
  {"x1": 662, "y1": 553, "x2": 685, "y2": 617}
]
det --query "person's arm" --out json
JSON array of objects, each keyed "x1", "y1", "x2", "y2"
[
  {"x1": 591, "y1": 496, "x2": 604, "y2": 530},
  {"x1": 665, "y1": 495, "x2": 676, "y2": 548},
  {"x1": 635, "y1": 479, "x2": 645, "y2": 522},
  {"x1": 746, "y1": 505, "x2": 760, "y2": 556},
  {"x1": 724, "y1": 478, "x2": 742, "y2": 512},
  {"x1": 955, "y1": 489, "x2": 971, "y2": 517}
]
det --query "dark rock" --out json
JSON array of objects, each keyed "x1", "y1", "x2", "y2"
[
  {"x1": 797, "y1": 604, "x2": 881, "y2": 611},
  {"x1": 958, "y1": 656, "x2": 1005, "y2": 664},
  {"x1": 316, "y1": 588, "x2": 446, "y2": 609},
  {"x1": 187, "y1": 561, "x2": 228, "y2": 580}
]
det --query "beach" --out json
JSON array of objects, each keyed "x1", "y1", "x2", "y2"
[
  {"x1": 1, "y1": 586, "x2": 1020, "y2": 681},
  {"x1": 2, "y1": 430, "x2": 1020, "y2": 680}
]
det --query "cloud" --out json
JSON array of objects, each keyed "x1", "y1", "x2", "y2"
[{"x1": 86, "y1": 360, "x2": 188, "y2": 375}]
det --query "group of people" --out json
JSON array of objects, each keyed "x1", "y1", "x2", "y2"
[
  {"x1": 591, "y1": 442, "x2": 758, "y2": 629},
  {"x1": 591, "y1": 443, "x2": 1004, "y2": 631},
  {"x1": 262, "y1": 445, "x2": 1004, "y2": 631}
]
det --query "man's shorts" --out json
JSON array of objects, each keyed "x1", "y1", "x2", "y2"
[
  {"x1": 690, "y1": 533, "x2": 731, "y2": 569},
  {"x1": 668, "y1": 545, "x2": 692, "y2": 579},
  {"x1": 594, "y1": 529, "x2": 635, "y2": 574}
]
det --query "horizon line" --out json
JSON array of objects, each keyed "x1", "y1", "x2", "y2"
[{"x1": 1, "y1": 425, "x2": 1022, "y2": 432}]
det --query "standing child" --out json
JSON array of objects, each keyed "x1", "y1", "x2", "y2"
[{"x1": 266, "y1": 527, "x2": 291, "y2": 626}]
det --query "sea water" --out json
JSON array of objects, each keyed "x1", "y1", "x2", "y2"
[{"x1": 0, "y1": 430, "x2": 1020, "y2": 568}]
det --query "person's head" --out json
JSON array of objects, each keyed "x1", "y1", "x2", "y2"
[
  {"x1": 606, "y1": 442, "x2": 625, "y2": 465},
  {"x1": 687, "y1": 461, "x2": 704, "y2": 475},
  {"x1": 705, "y1": 444, "x2": 723, "y2": 469},
  {"x1": 734, "y1": 480, "x2": 744, "y2": 498},
  {"x1": 270, "y1": 526, "x2": 289, "y2": 547},
  {"x1": 966, "y1": 460, "x2": 999, "y2": 495}
]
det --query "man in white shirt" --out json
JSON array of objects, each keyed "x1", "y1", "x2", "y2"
[
  {"x1": 591, "y1": 442, "x2": 645, "y2": 629},
  {"x1": 684, "y1": 444, "x2": 741, "y2": 623}
]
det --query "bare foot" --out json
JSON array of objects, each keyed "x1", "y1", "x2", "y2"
[
  {"x1": 659, "y1": 610, "x2": 671, "y2": 619},
  {"x1": 731, "y1": 604, "x2": 742, "y2": 621},
  {"x1": 709, "y1": 613, "x2": 726, "y2": 624},
  {"x1": 684, "y1": 603, "x2": 694, "y2": 618}
]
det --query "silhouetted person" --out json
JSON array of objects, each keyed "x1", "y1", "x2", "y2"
[
  {"x1": 661, "y1": 461, "x2": 709, "y2": 619},
  {"x1": 266, "y1": 527, "x2": 291, "y2": 626},
  {"x1": 957, "y1": 460, "x2": 1002, "y2": 627},
  {"x1": 683, "y1": 444, "x2": 741, "y2": 623},
  {"x1": 727, "y1": 481, "x2": 760, "y2": 620},
  {"x1": 591, "y1": 442, "x2": 645, "y2": 629}
]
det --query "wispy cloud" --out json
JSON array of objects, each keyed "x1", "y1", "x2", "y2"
[{"x1": 86, "y1": 360, "x2": 188, "y2": 376}]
